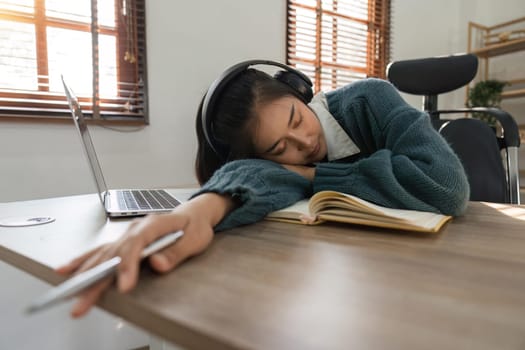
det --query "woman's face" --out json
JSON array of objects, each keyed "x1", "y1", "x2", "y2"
[{"x1": 252, "y1": 95, "x2": 327, "y2": 165}]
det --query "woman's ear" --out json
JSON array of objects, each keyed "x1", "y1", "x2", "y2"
[{"x1": 274, "y1": 71, "x2": 313, "y2": 103}]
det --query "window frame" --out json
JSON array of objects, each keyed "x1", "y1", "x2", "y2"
[
  {"x1": 286, "y1": 0, "x2": 391, "y2": 93},
  {"x1": 0, "y1": 0, "x2": 148, "y2": 124}
]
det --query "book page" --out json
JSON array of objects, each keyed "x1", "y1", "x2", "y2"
[
  {"x1": 266, "y1": 199, "x2": 310, "y2": 221},
  {"x1": 310, "y1": 191, "x2": 451, "y2": 231},
  {"x1": 266, "y1": 191, "x2": 451, "y2": 232},
  {"x1": 318, "y1": 212, "x2": 449, "y2": 232}
]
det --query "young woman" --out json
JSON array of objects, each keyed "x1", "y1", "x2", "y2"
[{"x1": 58, "y1": 61, "x2": 470, "y2": 317}]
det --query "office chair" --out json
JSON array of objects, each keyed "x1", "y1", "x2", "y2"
[{"x1": 387, "y1": 53, "x2": 521, "y2": 204}]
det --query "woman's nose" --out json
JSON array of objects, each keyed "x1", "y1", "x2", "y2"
[{"x1": 290, "y1": 132, "x2": 312, "y2": 151}]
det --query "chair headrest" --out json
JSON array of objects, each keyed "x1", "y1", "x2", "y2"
[{"x1": 386, "y1": 54, "x2": 478, "y2": 95}]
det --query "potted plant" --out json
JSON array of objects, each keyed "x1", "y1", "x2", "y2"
[{"x1": 466, "y1": 79, "x2": 508, "y2": 127}]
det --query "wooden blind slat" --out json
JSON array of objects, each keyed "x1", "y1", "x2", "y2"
[
  {"x1": 287, "y1": 0, "x2": 391, "y2": 92},
  {"x1": 0, "y1": 0, "x2": 148, "y2": 122}
]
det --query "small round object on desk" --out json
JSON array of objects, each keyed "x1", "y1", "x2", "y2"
[{"x1": 0, "y1": 216, "x2": 56, "y2": 227}]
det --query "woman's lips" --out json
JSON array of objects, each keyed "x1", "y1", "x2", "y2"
[{"x1": 309, "y1": 142, "x2": 320, "y2": 160}]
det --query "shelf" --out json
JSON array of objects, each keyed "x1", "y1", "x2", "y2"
[
  {"x1": 471, "y1": 37, "x2": 525, "y2": 58},
  {"x1": 502, "y1": 88, "x2": 525, "y2": 99}
]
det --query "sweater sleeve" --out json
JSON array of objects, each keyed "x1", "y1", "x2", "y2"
[
  {"x1": 192, "y1": 159, "x2": 312, "y2": 231},
  {"x1": 313, "y1": 79, "x2": 470, "y2": 216}
]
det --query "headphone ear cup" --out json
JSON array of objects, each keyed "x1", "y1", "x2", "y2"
[{"x1": 274, "y1": 71, "x2": 313, "y2": 103}]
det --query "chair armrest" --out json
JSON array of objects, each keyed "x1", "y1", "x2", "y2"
[{"x1": 429, "y1": 107, "x2": 520, "y2": 147}]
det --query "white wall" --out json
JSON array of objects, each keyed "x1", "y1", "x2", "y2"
[{"x1": 392, "y1": 0, "x2": 525, "y2": 112}]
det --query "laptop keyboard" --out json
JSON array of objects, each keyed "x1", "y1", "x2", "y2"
[{"x1": 117, "y1": 189, "x2": 179, "y2": 211}]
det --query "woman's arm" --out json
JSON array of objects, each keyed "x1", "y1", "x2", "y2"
[
  {"x1": 313, "y1": 79, "x2": 470, "y2": 216},
  {"x1": 59, "y1": 158, "x2": 312, "y2": 317},
  {"x1": 192, "y1": 158, "x2": 313, "y2": 230},
  {"x1": 57, "y1": 192, "x2": 235, "y2": 318}
]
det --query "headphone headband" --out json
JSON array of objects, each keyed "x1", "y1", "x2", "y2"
[{"x1": 201, "y1": 60, "x2": 313, "y2": 159}]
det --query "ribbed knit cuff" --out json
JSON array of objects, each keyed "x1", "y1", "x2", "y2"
[{"x1": 192, "y1": 159, "x2": 312, "y2": 231}]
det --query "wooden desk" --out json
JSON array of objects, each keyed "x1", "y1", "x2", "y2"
[{"x1": 1, "y1": 191, "x2": 525, "y2": 350}]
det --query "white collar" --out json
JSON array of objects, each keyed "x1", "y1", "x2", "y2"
[{"x1": 308, "y1": 92, "x2": 360, "y2": 161}]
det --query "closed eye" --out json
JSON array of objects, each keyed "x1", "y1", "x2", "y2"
[
  {"x1": 293, "y1": 113, "x2": 303, "y2": 128},
  {"x1": 272, "y1": 142, "x2": 287, "y2": 156}
]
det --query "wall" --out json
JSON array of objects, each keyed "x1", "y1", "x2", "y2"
[{"x1": 392, "y1": 0, "x2": 524, "y2": 109}]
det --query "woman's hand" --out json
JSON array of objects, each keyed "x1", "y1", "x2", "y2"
[
  {"x1": 281, "y1": 164, "x2": 316, "y2": 181},
  {"x1": 56, "y1": 192, "x2": 235, "y2": 318}
]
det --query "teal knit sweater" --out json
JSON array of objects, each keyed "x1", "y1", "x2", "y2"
[{"x1": 194, "y1": 79, "x2": 470, "y2": 231}]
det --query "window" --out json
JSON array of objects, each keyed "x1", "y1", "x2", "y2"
[
  {"x1": 0, "y1": 0, "x2": 147, "y2": 122},
  {"x1": 287, "y1": 0, "x2": 391, "y2": 92}
]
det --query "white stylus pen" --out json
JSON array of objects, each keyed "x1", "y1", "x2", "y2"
[{"x1": 26, "y1": 230, "x2": 184, "y2": 314}]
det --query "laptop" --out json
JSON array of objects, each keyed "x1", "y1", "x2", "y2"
[{"x1": 62, "y1": 77, "x2": 181, "y2": 217}]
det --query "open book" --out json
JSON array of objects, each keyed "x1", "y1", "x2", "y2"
[{"x1": 266, "y1": 191, "x2": 452, "y2": 233}]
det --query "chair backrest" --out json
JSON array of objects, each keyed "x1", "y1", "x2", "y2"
[
  {"x1": 386, "y1": 53, "x2": 521, "y2": 204},
  {"x1": 387, "y1": 53, "x2": 478, "y2": 113},
  {"x1": 439, "y1": 119, "x2": 508, "y2": 203}
]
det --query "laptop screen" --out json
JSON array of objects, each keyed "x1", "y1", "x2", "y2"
[{"x1": 62, "y1": 77, "x2": 109, "y2": 206}]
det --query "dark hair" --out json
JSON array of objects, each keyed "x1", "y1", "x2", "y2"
[{"x1": 195, "y1": 68, "x2": 302, "y2": 184}]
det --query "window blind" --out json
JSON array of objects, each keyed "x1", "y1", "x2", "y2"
[
  {"x1": 0, "y1": 0, "x2": 147, "y2": 122},
  {"x1": 287, "y1": 0, "x2": 391, "y2": 92}
]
